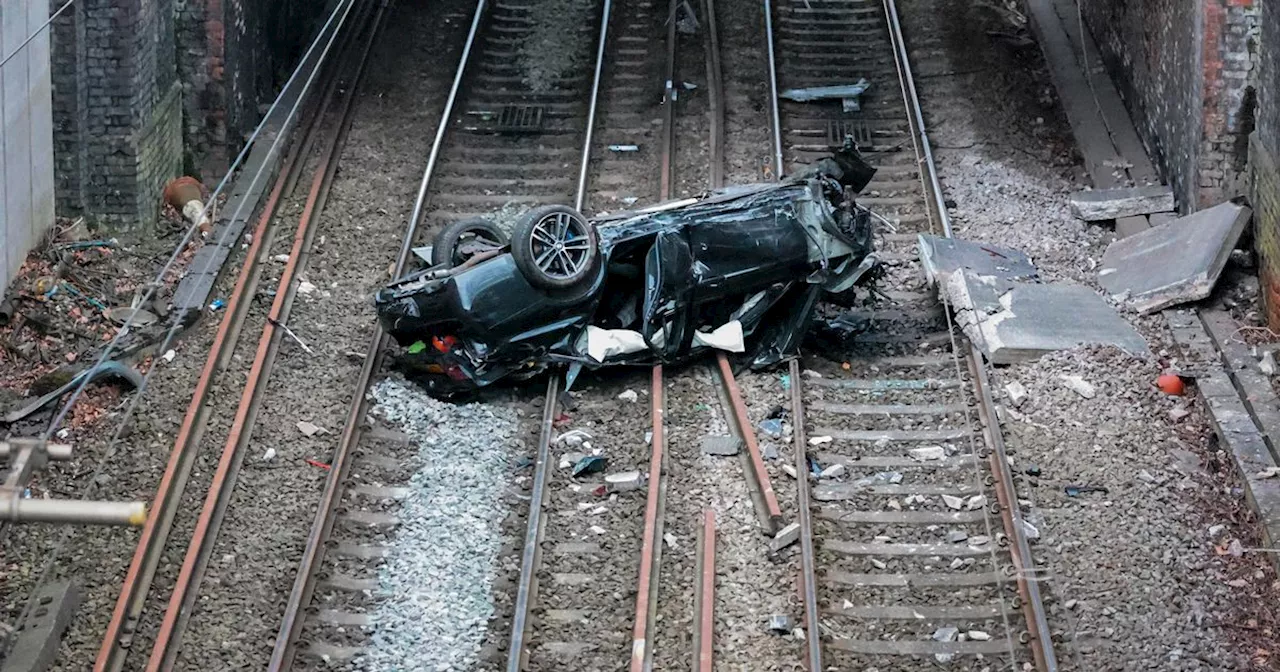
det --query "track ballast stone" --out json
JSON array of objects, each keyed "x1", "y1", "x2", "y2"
[{"x1": 357, "y1": 378, "x2": 521, "y2": 671}]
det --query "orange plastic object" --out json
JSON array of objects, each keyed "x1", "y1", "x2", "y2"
[{"x1": 1156, "y1": 374, "x2": 1185, "y2": 396}]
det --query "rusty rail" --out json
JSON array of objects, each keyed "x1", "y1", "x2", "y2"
[
  {"x1": 715, "y1": 352, "x2": 783, "y2": 533},
  {"x1": 692, "y1": 509, "x2": 716, "y2": 672},
  {"x1": 629, "y1": 365, "x2": 668, "y2": 672},
  {"x1": 90, "y1": 3, "x2": 364, "y2": 669},
  {"x1": 787, "y1": 359, "x2": 823, "y2": 671}
]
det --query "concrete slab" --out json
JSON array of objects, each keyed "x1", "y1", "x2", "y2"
[
  {"x1": 947, "y1": 271, "x2": 1148, "y2": 364},
  {"x1": 917, "y1": 234, "x2": 1039, "y2": 287},
  {"x1": 1114, "y1": 215, "x2": 1150, "y2": 239},
  {"x1": 1098, "y1": 201, "x2": 1252, "y2": 314},
  {"x1": 1070, "y1": 186, "x2": 1174, "y2": 221}
]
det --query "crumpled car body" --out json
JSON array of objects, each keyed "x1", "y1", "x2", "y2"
[{"x1": 375, "y1": 148, "x2": 879, "y2": 394}]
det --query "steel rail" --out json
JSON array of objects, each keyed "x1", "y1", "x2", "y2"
[
  {"x1": 882, "y1": 0, "x2": 1055, "y2": 667},
  {"x1": 787, "y1": 360, "x2": 823, "y2": 671},
  {"x1": 89, "y1": 6, "x2": 363, "y2": 670},
  {"x1": 761, "y1": 0, "x2": 784, "y2": 178},
  {"x1": 692, "y1": 509, "x2": 716, "y2": 672},
  {"x1": 575, "y1": 0, "x2": 614, "y2": 210},
  {"x1": 702, "y1": 0, "x2": 724, "y2": 190},
  {"x1": 715, "y1": 352, "x2": 783, "y2": 532},
  {"x1": 629, "y1": 365, "x2": 667, "y2": 672},
  {"x1": 966, "y1": 351, "x2": 1057, "y2": 671},
  {"x1": 266, "y1": 0, "x2": 491, "y2": 667},
  {"x1": 659, "y1": 0, "x2": 679, "y2": 199},
  {"x1": 142, "y1": 5, "x2": 387, "y2": 669}
]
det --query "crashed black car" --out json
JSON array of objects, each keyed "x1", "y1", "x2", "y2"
[{"x1": 375, "y1": 145, "x2": 881, "y2": 395}]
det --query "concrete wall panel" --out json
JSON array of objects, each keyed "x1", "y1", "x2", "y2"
[{"x1": 1, "y1": 0, "x2": 56, "y2": 289}]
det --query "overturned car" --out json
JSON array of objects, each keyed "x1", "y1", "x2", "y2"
[{"x1": 375, "y1": 145, "x2": 881, "y2": 395}]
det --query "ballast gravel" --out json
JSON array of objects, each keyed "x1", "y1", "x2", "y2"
[{"x1": 355, "y1": 377, "x2": 521, "y2": 671}]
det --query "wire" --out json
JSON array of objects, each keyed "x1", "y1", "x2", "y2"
[
  {"x1": 41, "y1": 0, "x2": 359, "y2": 440},
  {"x1": 0, "y1": 0, "x2": 75, "y2": 70},
  {"x1": 0, "y1": 0, "x2": 360, "y2": 657}
]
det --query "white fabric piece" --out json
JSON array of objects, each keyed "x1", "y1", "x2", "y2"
[
  {"x1": 693, "y1": 320, "x2": 745, "y2": 352},
  {"x1": 583, "y1": 326, "x2": 649, "y2": 362}
]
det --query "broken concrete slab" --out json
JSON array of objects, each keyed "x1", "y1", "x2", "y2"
[
  {"x1": 701, "y1": 435, "x2": 742, "y2": 456},
  {"x1": 1099, "y1": 201, "x2": 1252, "y2": 314},
  {"x1": 1070, "y1": 185, "x2": 1175, "y2": 221},
  {"x1": 948, "y1": 270, "x2": 1148, "y2": 364},
  {"x1": 1114, "y1": 215, "x2": 1150, "y2": 239},
  {"x1": 918, "y1": 234, "x2": 1038, "y2": 287}
]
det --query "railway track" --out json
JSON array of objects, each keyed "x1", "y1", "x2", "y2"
[{"x1": 45, "y1": 0, "x2": 1058, "y2": 668}]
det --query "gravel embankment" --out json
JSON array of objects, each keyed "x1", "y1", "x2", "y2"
[
  {"x1": 899, "y1": 0, "x2": 1279, "y2": 667},
  {"x1": 352, "y1": 378, "x2": 522, "y2": 671}
]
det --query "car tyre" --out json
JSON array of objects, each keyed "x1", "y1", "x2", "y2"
[
  {"x1": 432, "y1": 217, "x2": 508, "y2": 268},
  {"x1": 512, "y1": 205, "x2": 599, "y2": 291}
]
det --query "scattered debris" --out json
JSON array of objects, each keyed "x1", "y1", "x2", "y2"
[
  {"x1": 1208, "y1": 524, "x2": 1227, "y2": 539},
  {"x1": 1005, "y1": 380, "x2": 1027, "y2": 407},
  {"x1": 1064, "y1": 484, "x2": 1108, "y2": 497},
  {"x1": 820, "y1": 463, "x2": 846, "y2": 479},
  {"x1": 779, "y1": 80, "x2": 871, "y2": 112},
  {"x1": 557, "y1": 429, "x2": 592, "y2": 447},
  {"x1": 1098, "y1": 201, "x2": 1252, "y2": 314},
  {"x1": 767, "y1": 614, "x2": 793, "y2": 634},
  {"x1": 262, "y1": 447, "x2": 277, "y2": 462},
  {"x1": 663, "y1": 532, "x2": 678, "y2": 548},
  {"x1": 2, "y1": 360, "x2": 143, "y2": 424},
  {"x1": 559, "y1": 452, "x2": 587, "y2": 469},
  {"x1": 771, "y1": 522, "x2": 801, "y2": 552},
  {"x1": 908, "y1": 445, "x2": 947, "y2": 461},
  {"x1": 947, "y1": 530, "x2": 969, "y2": 543},
  {"x1": 161, "y1": 349, "x2": 177, "y2": 363},
  {"x1": 608, "y1": 144, "x2": 640, "y2": 152},
  {"x1": 605, "y1": 470, "x2": 644, "y2": 492},
  {"x1": 1256, "y1": 467, "x2": 1280, "y2": 480},
  {"x1": 918, "y1": 233, "x2": 1038, "y2": 286},
  {"x1": 808, "y1": 435, "x2": 832, "y2": 446},
  {"x1": 297, "y1": 280, "x2": 318, "y2": 295},
  {"x1": 1019, "y1": 519, "x2": 1040, "y2": 540},
  {"x1": 758, "y1": 418, "x2": 783, "y2": 439},
  {"x1": 1261, "y1": 351, "x2": 1277, "y2": 376},
  {"x1": 571, "y1": 455, "x2": 608, "y2": 477},
  {"x1": 1156, "y1": 374, "x2": 1185, "y2": 396},
  {"x1": 968, "y1": 630, "x2": 992, "y2": 641},
  {"x1": 1069, "y1": 185, "x2": 1175, "y2": 221},
  {"x1": 296, "y1": 421, "x2": 329, "y2": 437},
  {"x1": 966, "y1": 494, "x2": 987, "y2": 510},
  {"x1": 782, "y1": 464, "x2": 799, "y2": 479},
  {"x1": 942, "y1": 494, "x2": 965, "y2": 510},
  {"x1": 1060, "y1": 375, "x2": 1096, "y2": 399},
  {"x1": 701, "y1": 435, "x2": 742, "y2": 456},
  {"x1": 617, "y1": 389, "x2": 639, "y2": 403}
]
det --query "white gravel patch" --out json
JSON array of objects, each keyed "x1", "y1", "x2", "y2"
[{"x1": 355, "y1": 377, "x2": 520, "y2": 671}]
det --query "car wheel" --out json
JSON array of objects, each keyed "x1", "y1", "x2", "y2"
[
  {"x1": 432, "y1": 217, "x2": 508, "y2": 268},
  {"x1": 511, "y1": 205, "x2": 599, "y2": 291}
]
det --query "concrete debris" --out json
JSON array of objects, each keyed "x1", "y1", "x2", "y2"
[
  {"x1": 908, "y1": 445, "x2": 947, "y2": 461},
  {"x1": 779, "y1": 80, "x2": 871, "y2": 113},
  {"x1": 933, "y1": 626, "x2": 959, "y2": 642},
  {"x1": 589, "y1": 525, "x2": 606, "y2": 535},
  {"x1": 1262, "y1": 351, "x2": 1277, "y2": 376},
  {"x1": 1019, "y1": 518, "x2": 1040, "y2": 540},
  {"x1": 296, "y1": 420, "x2": 329, "y2": 437},
  {"x1": 782, "y1": 464, "x2": 799, "y2": 479},
  {"x1": 969, "y1": 535, "x2": 991, "y2": 546},
  {"x1": 1098, "y1": 201, "x2": 1252, "y2": 314},
  {"x1": 965, "y1": 494, "x2": 987, "y2": 510},
  {"x1": 820, "y1": 463, "x2": 847, "y2": 479},
  {"x1": 262, "y1": 447, "x2": 276, "y2": 462},
  {"x1": 297, "y1": 279, "x2": 317, "y2": 295},
  {"x1": 949, "y1": 270, "x2": 1148, "y2": 363},
  {"x1": 617, "y1": 389, "x2": 639, "y2": 403},
  {"x1": 1208, "y1": 524, "x2": 1227, "y2": 539},
  {"x1": 1168, "y1": 406, "x2": 1191, "y2": 422},
  {"x1": 664, "y1": 533, "x2": 678, "y2": 549},
  {"x1": 947, "y1": 530, "x2": 969, "y2": 543},
  {"x1": 1115, "y1": 215, "x2": 1150, "y2": 239},
  {"x1": 870, "y1": 558, "x2": 887, "y2": 569},
  {"x1": 1228, "y1": 539, "x2": 1244, "y2": 557},
  {"x1": 942, "y1": 494, "x2": 965, "y2": 510},
  {"x1": 968, "y1": 630, "x2": 992, "y2": 641},
  {"x1": 701, "y1": 435, "x2": 742, "y2": 456},
  {"x1": 1069, "y1": 185, "x2": 1175, "y2": 221},
  {"x1": 808, "y1": 435, "x2": 832, "y2": 446},
  {"x1": 1005, "y1": 380, "x2": 1028, "y2": 407},
  {"x1": 771, "y1": 522, "x2": 801, "y2": 552},
  {"x1": 605, "y1": 471, "x2": 644, "y2": 492},
  {"x1": 918, "y1": 233, "x2": 1038, "y2": 287},
  {"x1": 559, "y1": 452, "x2": 586, "y2": 469},
  {"x1": 1060, "y1": 375, "x2": 1096, "y2": 399}
]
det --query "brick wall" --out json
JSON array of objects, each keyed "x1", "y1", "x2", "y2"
[
  {"x1": 1253, "y1": 0, "x2": 1280, "y2": 327},
  {"x1": 1079, "y1": 0, "x2": 1258, "y2": 210}
]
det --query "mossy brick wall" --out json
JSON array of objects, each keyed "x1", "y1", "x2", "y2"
[{"x1": 1079, "y1": 0, "x2": 1258, "y2": 211}]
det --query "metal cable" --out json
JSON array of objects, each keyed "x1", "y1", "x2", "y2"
[
  {"x1": 1, "y1": 0, "x2": 360, "y2": 655},
  {"x1": 0, "y1": 0, "x2": 75, "y2": 69},
  {"x1": 42, "y1": 0, "x2": 359, "y2": 440}
]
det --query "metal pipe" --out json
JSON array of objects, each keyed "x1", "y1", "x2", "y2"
[
  {"x1": 0, "y1": 498, "x2": 147, "y2": 526},
  {"x1": 575, "y1": 0, "x2": 613, "y2": 211},
  {"x1": 505, "y1": 377, "x2": 559, "y2": 672},
  {"x1": 399, "y1": 0, "x2": 488, "y2": 273},
  {"x1": 762, "y1": 0, "x2": 784, "y2": 178},
  {"x1": 0, "y1": 442, "x2": 72, "y2": 460},
  {"x1": 788, "y1": 358, "x2": 823, "y2": 671}
]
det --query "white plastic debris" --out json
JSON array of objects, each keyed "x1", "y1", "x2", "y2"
[
  {"x1": 606, "y1": 470, "x2": 644, "y2": 492},
  {"x1": 297, "y1": 280, "x2": 317, "y2": 295},
  {"x1": 1060, "y1": 374, "x2": 1096, "y2": 399},
  {"x1": 664, "y1": 532, "x2": 678, "y2": 549},
  {"x1": 1262, "y1": 351, "x2": 1277, "y2": 376},
  {"x1": 262, "y1": 447, "x2": 276, "y2": 462},
  {"x1": 589, "y1": 525, "x2": 607, "y2": 535},
  {"x1": 965, "y1": 494, "x2": 987, "y2": 511},
  {"x1": 618, "y1": 389, "x2": 639, "y2": 403},
  {"x1": 808, "y1": 435, "x2": 833, "y2": 446},
  {"x1": 162, "y1": 349, "x2": 177, "y2": 363}
]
